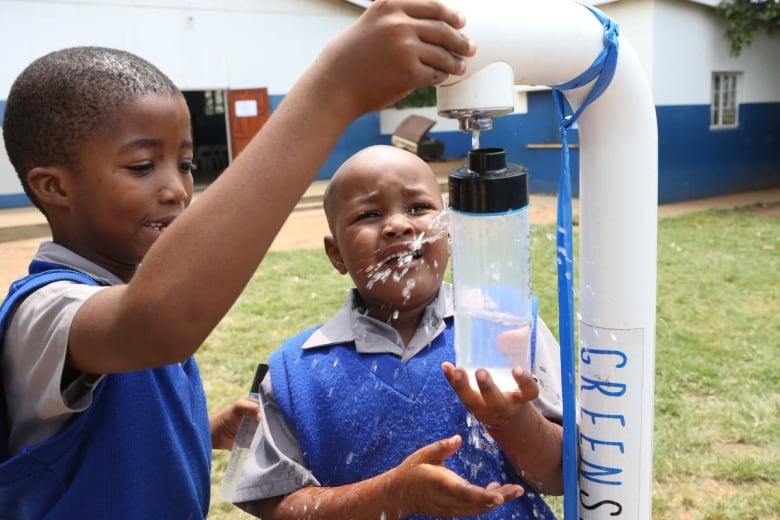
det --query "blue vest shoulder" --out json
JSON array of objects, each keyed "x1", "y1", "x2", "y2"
[{"x1": 0, "y1": 261, "x2": 212, "y2": 518}]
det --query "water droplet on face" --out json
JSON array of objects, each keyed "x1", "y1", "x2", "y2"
[{"x1": 401, "y1": 279, "x2": 416, "y2": 303}]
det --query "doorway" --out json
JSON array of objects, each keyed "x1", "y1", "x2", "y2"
[{"x1": 183, "y1": 88, "x2": 270, "y2": 188}]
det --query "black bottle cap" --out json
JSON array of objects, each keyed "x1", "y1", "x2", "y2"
[{"x1": 448, "y1": 147, "x2": 529, "y2": 214}]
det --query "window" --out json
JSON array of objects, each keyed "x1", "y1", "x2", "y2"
[
  {"x1": 204, "y1": 90, "x2": 225, "y2": 116},
  {"x1": 711, "y1": 72, "x2": 740, "y2": 128}
]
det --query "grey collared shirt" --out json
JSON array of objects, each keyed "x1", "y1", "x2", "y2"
[
  {"x1": 2, "y1": 241, "x2": 121, "y2": 454},
  {"x1": 233, "y1": 283, "x2": 563, "y2": 511}
]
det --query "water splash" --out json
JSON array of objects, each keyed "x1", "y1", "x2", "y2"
[
  {"x1": 472, "y1": 129, "x2": 481, "y2": 150},
  {"x1": 430, "y1": 208, "x2": 450, "y2": 235},
  {"x1": 401, "y1": 279, "x2": 416, "y2": 303},
  {"x1": 363, "y1": 215, "x2": 449, "y2": 305}
]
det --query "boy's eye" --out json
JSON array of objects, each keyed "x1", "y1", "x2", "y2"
[
  {"x1": 355, "y1": 210, "x2": 380, "y2": 221},
  {"x1": 409, "y1": 204, "x2": 432, "y2": 215},
  {"x1": 126, "y1": 162, "x2": 154, "y2": 174},
  {"x1": 180, "y1": 160, "x2": 197, "y2": 174}
]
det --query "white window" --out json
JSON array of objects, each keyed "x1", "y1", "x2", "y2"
[
  {"x1": 204, "y1": 90, "x2": 225, "y2": 116},
  {"x1": 711, "y1": 72, "x2": 740, "y2": 128}
]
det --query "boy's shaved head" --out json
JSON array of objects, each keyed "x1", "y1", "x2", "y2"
[
  {"x1": 2, "y1": 46, "x2": 181, "y2": 206},
  {"x1": 323, "y1": 145, "x2": 440, "y2": 234}
]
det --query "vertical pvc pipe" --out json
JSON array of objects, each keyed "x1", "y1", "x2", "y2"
[{"x1": 438, "y1": 1, "x2": 658, "y2": 517}]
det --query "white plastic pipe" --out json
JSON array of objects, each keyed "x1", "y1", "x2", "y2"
[{"x1": 438, "y1": 1, "x2": 658, "y2": 518}]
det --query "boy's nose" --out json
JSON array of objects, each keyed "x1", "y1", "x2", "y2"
[
  {"x1": 383, "y1": 213, "x2": 414, "y2": 238},
  {"x1": 159, "y1": 168, "x2": 191, "y2": 204}
]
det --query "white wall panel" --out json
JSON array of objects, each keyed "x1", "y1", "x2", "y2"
[{"x1": 0, "y1": 0, "x2": 360, "y2": 95}]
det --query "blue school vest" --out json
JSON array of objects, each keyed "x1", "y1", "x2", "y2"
[
  {"x1": 270, "y1": 322, "x2": 556, "y2": 519},
  {"x1": 0, "y1": 261, "x2": 211, "y2": 519}
]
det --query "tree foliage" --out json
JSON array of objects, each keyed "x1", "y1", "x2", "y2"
[
  {"x1": 717, "y1": 0, "x2": 779, "y2": 56},
  {"x1": 392, "y1": 86, "x2": 437, "y2": 109}
]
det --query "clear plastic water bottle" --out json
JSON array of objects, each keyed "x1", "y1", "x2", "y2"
[
  {"x1": 448, "y1": 148, "x2": 532, "y2": 392},
  {"x1": 220, "y1": 363, "x2": 268, "y2": 503}
]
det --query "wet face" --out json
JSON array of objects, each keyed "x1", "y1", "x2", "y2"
[
  {"x1": 64, "y1": 94, "x2": 194, "y2": 280},
  {"x1": 325, "y1": 147, "x2": 449, "y2": 319}
]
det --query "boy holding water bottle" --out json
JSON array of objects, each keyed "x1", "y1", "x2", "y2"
[{"x1": 232, "y1": 145, "x2": 564, "y2": 519}]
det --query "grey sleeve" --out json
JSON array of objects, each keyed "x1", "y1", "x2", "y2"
[
  {"x1": 531, "y1": 317, "x2": 564, "y2": 423},
  {"x1": 232, "y1": 373, "x2": 320, "y2": 514}
]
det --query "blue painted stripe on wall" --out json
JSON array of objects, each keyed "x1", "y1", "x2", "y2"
[
  {"x1": 429, "y1": 90, "x2": 580, "y2": 196},
  {"x1": 657, "y1": 102, "x2": 780, "y2": 203},
  {"x1": 0, "y1": 100, "x2": 5, "y2": 123},
  {"x1": 268, "y1": 94, "x2": 381, "y2": 181},
  {"x1": 3, "y1": 93, "x2": 775, "y2": 208},
  {"x1": 0, "y1": 192, "x2": 32, "y2": 209},
  {"x1": 270, "y1": 90, "x2": 577, "y2": 194}
]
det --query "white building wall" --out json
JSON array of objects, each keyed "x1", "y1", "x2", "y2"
[
  {"x1": 0, "y1": 0, "x2": 360, "y2": 93},
  {"x1": 652, "y1": 0, "x2": 779, "y2": 105},
  {"x1": 0, "y1": 0, "x2": 362, "y2": 197},
  {"x1": 594, "y1": 0, "x2": 657, "y2": 102}
]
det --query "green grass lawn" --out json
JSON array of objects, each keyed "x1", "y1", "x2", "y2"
[{"x1": 201, "y1": 204, "x2": 779, "y2": 519}]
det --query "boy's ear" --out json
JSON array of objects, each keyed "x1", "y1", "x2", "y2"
[
  {"x1": 26, "y1": 166, "x2": 71, "y2": 210},
  {"x1": 324, "y1": 236, "x2": 348, "y2": 275}
]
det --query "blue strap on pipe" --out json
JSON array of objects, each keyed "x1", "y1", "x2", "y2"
[{"x1": 550, "y1": 4, "x2": 619, "y2": 518}]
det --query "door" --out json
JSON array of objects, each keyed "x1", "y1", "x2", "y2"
[{"x1": 226, "y1": 88, "x2": 270, "y2": 159}]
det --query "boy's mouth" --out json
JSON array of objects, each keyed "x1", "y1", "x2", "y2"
[
  {"x1": 143, "y1": 215, "x2": 175, "y2": 232},
  {"x1": 381, "y1": 245, "x2": 423, "y2": 267},
  {"x1": 144, "y1": 222, "x2": 167, "y2": 231}
]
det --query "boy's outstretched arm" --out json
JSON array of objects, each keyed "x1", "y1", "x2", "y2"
[
  {"x1": 68, "y1": 0, "x2": 475, "y2": 374},
  {"x1": 442, "y1": 362, "x2": 565, "y2": 495},
  {"x1": 250, "y1": 435, "x2": 523, "y2": 520}
]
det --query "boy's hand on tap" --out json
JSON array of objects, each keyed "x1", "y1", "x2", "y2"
[{"x1": 312, "y1": 0, "x2": 476, "y2": 120}]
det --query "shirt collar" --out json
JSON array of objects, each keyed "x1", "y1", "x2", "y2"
[
  {"x1": 301, "y1": 282, "x2": 453, "y2": 360},
  {"x1": 35, "y1": 241, "x2": 124, "y2": 286}
]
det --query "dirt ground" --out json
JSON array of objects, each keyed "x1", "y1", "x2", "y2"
[{"x1": 1, "y1": 186, "x2": 778, "y2": 296}]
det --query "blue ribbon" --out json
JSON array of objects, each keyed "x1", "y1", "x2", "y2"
[{"x1": 550, "y1": 5, "x2": 619, "y2": 518}]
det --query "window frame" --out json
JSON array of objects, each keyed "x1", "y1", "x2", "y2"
[{"x1": 710, "y1": 71, "x2": 741, "y2": 129}]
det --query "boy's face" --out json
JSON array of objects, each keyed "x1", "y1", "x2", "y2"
[
  {"x1": 325, "y1": 149, "x2": 449, "y2": 318},
  {"x1": 61, "y1": 94, "x2": 194, "y2": 279}
]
